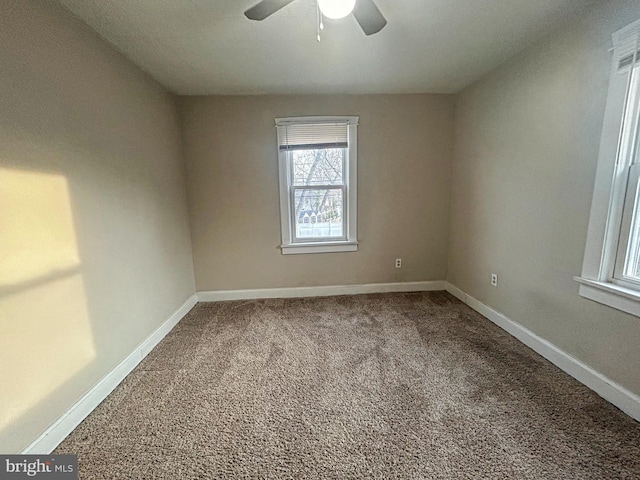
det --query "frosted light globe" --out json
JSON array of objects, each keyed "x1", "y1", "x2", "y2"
[{"x1": 318, "y1": 0, "x2": 357, "y2": 20}]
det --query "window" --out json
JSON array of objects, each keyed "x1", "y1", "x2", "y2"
[
  {"x1": 276, "y1": 116, "x2": 358, "y2": 254},
  {"x1": 576, "y1": 19, "x2": 640, "y2": 316}
]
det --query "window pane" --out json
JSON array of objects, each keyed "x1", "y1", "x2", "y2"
[
  {"x1": 623, "y1": 179, "x2": 640, "y2": 279},
  {"x1": 292, "y1": 149, "x2": 344, "y2": 186},
  {"x1": 294, "y1": 188, "x2": 343, "y2": 239}
]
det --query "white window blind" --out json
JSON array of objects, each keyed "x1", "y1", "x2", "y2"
[
  {"x1": 613, "y1": 20, "x2": 640, "y2": 72},
  {"x1": 277, "y1": 121, "x2": 349, "y2": 151}
]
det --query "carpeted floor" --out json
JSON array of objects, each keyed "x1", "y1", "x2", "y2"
[{"x1": 55, "y1": 292, "x2": 640, "y2": 479}]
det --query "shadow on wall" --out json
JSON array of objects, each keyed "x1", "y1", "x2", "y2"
[{"x1": 0, "y1": 166, "x2": 96, "y2": 449}]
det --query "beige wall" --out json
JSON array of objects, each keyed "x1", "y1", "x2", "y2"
[
  {"x1": 449, "y1": 0, "x2": 640, "y2": 394},
  {"x1": 180, "y1": 94, "x2": 454, "y2": 291},
  {"x1": 0, "y1": 1, "x2": 195, "y2": 452}
]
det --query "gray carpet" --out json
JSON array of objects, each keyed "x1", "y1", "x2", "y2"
[{"x1": 55, "y1": 292, "x2": 640, "y2": 478}]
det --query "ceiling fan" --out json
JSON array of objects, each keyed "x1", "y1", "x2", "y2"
[{"x1": 244, "y1": 0, "x2": 387, "y2": 36}]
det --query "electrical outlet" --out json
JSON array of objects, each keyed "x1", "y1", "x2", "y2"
[
  {"x1": 491, "y1": 273, "x2": 498, "y2": 287},
  {"x1": 395, "y1": 258, "x2": 402, "y2": 268}
]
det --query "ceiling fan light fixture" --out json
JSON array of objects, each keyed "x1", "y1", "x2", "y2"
[{"x1": 317, "y1": 0, "x2": 356, "y2": 20}]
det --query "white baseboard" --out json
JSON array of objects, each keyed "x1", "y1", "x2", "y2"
[
  {"x1": 446, "y1": 282, "x2": 640, "y2": 422},
  {"x1": 197, "y1": 281, "x2": 447, "y2": 302},
  {"x1": 22, "y1": 294, "x2": 198, "y2": 454}
]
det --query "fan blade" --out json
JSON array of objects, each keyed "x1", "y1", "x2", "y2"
[
  {"x1": 244, "y1": 0, "x2": 297, "y2": 21},
  {"x1": 352, "y1": 0, "x2": 387, "y2": 35}
]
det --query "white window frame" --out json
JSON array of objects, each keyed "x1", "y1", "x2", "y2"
[
  {"x1": 576, "y1": 19, "x2": 640, "y2": 316},
  {"x1": 276, "y1": 116, "x2": 359, "y2": 255}
]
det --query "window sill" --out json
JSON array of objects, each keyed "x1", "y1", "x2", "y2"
[
  {"x1": 281, "y1": 241, "x2": 358, "y2": 255},
  {"x1": 574, "y1": 276, "x2": 640, "y2": 317}
]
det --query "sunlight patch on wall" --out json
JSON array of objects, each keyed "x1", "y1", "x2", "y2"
[{"x1": 0, "y1": 167, "x2": 95, "y2": 433}]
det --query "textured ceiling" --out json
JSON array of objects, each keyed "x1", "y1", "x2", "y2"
[{"x1": 56, "y1": 0, "x2": 595, "y2": 95}]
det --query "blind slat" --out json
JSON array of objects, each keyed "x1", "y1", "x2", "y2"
[
  {"x1": 613, "y1": 19, "x2": 640, "y2": 72},
  {"x1": 617, "y1": 48, "x2": 640, "y2": 71}
]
